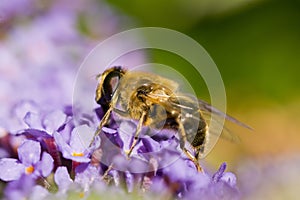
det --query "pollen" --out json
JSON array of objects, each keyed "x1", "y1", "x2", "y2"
[
  {"x1": 72, "y1": 152, "x2": 84, "y2": 157},
  {"x1": 25, "y1": 165, "x2": 35, "y2": 174}
]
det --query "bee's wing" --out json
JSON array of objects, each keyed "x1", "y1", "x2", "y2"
[
  {"x1": 167, "y1": 95, "x2": 251, "y2": 143},
  {"x1": 201, "y1": 110, "x2": 241, "y2": 143},
  {"x1": 145, "y1": 93, "x2": 251, "y2": 142},
  {"x1": 197, "y1": 99, "x2": 252, "y2": 130}
]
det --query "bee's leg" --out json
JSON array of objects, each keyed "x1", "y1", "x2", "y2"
[
  {"x1": 126, "y1": 111, "x2": 147, "y2": 158},
  {"x1": 112, "y1": 108, "x2": 130, "y2": 118},
  {"x1": 90, "y1": 106, "x2": 113, "y2": 146},
  {"x1": 101, "y1": 163, "x2": 114, "y2": 183},
  {"x1": 177, "y1": 119, "x2": 203, "y2": 172},
  {"x1": 183, "y1": 148, "x2": 203, "y2": 172}
]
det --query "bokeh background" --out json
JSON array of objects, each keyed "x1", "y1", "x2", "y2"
[
  {"x1": 1, "y1": 0, "x2": 300, "y2": 198},
  {"x1": 103, "y1": 0, "x2": 300, "y2": 167}
]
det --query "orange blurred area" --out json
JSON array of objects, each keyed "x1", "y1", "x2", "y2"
[{"x1": 206, "y1": 98, "x2": 300, "y2": 169}]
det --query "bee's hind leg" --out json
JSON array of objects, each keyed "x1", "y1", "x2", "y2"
[
  {"x1": 183, "y1": 148, "x2": 203, "y2": 172},
  {"x1": 177, "y1": 119, "x2": 203, "y2": 172}
]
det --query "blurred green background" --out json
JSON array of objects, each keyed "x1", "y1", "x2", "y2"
[{"x1": 104, "y1": 0, "x2": 300, "y2": 169}]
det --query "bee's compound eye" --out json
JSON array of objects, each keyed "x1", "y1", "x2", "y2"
[
  {"x1": 108, "y1": 76, "x2": 119, "y2": 94},
  {"x1": 102, "y1": 71, "x2": 122, "y2": 98},
  {"x1": 97, "y1": 67, "x2": 124, "y2": 107}
]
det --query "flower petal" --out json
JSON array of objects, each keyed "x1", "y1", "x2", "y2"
[
  {"x1": 53, "y1": 132, "x2": 73, "y2": 157},
  {"x1": 30, "y1": 185, "x2": 49, "y2": 200},
  {"x1": 23, "y1": 112, "x2": 43, "y2": 130},
  {"x1": 0, "y1": 158, "x2": 25, "y2": 181},
  {"x1": 4, "y1": 174, "x2": 35, "y2": 199},
  {"x1": 54, "y1": 167, "x2": 73, "y2": 191},
  {"x1": 13, "y1": 100, "x2": 39, "y2": 124},
  {"x1": 36, "y1": 152, "x2": 54, "y2": 177},
  {"x1": 42, "y1": 110, "x2": 67, "y2": 134},
  {"x1": 18, "y1": 140, "x2": 41, "y2": 166},
  {"x1": 125, "y1": 171, "x2": 134, "y2": 192},
  {"x1": 139, "y1": 136, "x2": 160, "y2": 155},
  {"x1": 102, "y1": 127, "x2": 117, "y2": 134},
  {"x1": 221, "y1": 172, "x2": 237, "y2": 187},
  {"x1": 54, "y1": 131, "x2": 90, "y2": 163},
  {"x1": 212, "y1": 162, "x2": 227, "y2": 183},
  {"x1": 118, "y1": 121, "x2": 136, "y2": 151},
  {"x1": 162, "y1": 158, "x2": 196, "y2": 182},
  {"x1": 70, "y1": 125, "x2": 94, "y2": 152},
  {"x1": 128, "y1": 157, "x2": 149, "y2": 173},
  {"x1": 74, "y1": 164, "x2": 101, "y2": 191}
]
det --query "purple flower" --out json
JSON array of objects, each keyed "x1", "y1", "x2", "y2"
[
  {"x1": 74, "y1": 163, "x2": 102, "y2": 191},
  {"x1": 54, "y1": 124, "x2": 100, "y2": 162},
  {"x1": 162, "y1": 156, "x2": 198, "y2": 183},
  {"x1": 54, "y1": 166, "x2": 73, "y2": 193},
  {"x1": 237, "y1": 156, "x2": 300, "y2": 199},
  {"x1": 212, "y1": 162, "x2": 227, "y2": 183},
  {"x1": 112, "y1": 154, "x2": 149, "y2": 173},
  {"x1": 184, "y1": 163, "x2": 240, "y2": 200},
  {"x1": 0, "y1": 140, "x2": 53, "y2": 181},
  {"x1": 0, "y1": 0, "x2": 34, "y2": 22},
  {"x1": 213, "y1": 163, "x2": 237, "y2": 189},
  {"x1": 4, "y1": 174, "x2": 49, "y2": 200},
  {"x1": 2, "y1": 100, "x2": 40, "y2": 134},
  {"x1": 0, "y1": 0, "x2": 243, "y2": 199},
  {"x1": 1, "y1": 99, "x2": 69, "y2": 138},
  {"x1": 23, "y1": 108, "x2": 68, "y2": 135},
  {"x1": 54, "y1": 164, "x2": 102, "y2": 196}
]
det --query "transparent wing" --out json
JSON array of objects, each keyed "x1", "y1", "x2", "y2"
[
  {"x1": 166, "y1": 94, "x2": 251, "y2": 142},
  {"x1": 198, "y1": 98, "x2": 252, "y2": 143},
  {"x1": 197, "y1": 99, "x2": 252, "y2": 130},
  {"x1": 145, "y1": 92, "x2": 251, "y2": 142},
  {"x1": 201, "y1": 110, "x2": 241, "y2": 143}
]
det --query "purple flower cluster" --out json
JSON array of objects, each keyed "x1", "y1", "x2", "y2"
[
  {"x1": 0, "y1": 101, "x2": 239, "y2": 199},
  {"x1": 237, "y1": 156, "x2": 300, "y2": 199},
  {"x1": 0, "y1": 1, "x2": 239, "y2": 199}
]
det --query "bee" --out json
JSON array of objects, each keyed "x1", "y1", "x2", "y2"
[{"x1": 93, "y1": 66, "x2": 250, "y2": 172}]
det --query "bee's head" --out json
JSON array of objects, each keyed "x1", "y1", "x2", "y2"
[{"x1": 95, "y1": 66, "x2": 126, "y2": 110}]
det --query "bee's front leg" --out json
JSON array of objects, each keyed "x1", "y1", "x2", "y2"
[{"x1": 90, "y1": 106, "x2": 113, "y2": 147}]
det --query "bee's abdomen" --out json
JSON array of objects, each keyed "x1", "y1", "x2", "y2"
[
  {"x1": 187, "y1": 115, "x2": 207, "y2": 150},
  {"x1": 191, "y1": 124, "x2": 207, "y2": 148}
]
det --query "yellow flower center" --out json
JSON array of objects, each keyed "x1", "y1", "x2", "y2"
[
  {"x1": 25, "y1": 165, "x2": 35, "y2": 174},
  {"x1": 79, "y1": 192, "x2": 85, "y2": 198},
  {"x1": 72, "y1": 152, "x2": 84, "y2": 157}
]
